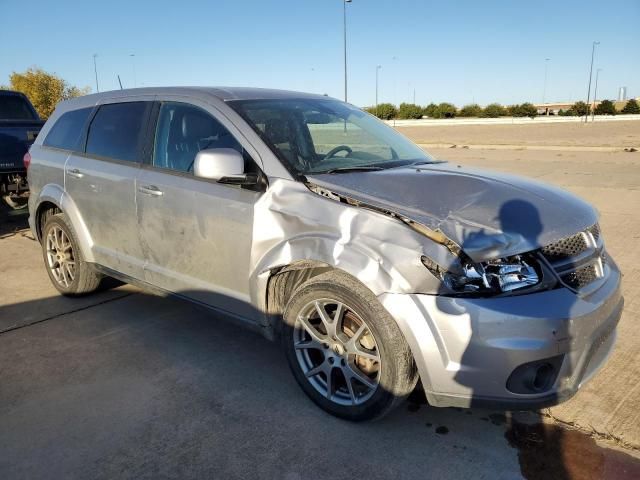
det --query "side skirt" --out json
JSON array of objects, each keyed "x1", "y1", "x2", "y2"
[{"x1": 91, "y1": 263, "x2": 273, "y2": 340}]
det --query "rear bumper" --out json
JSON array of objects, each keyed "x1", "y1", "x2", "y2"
[{"x1": 379, "y1": 262, "x2": 623, "y2": 409}]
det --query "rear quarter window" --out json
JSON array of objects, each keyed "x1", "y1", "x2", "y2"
[
  {"x1": 43, "y1": 107, "x2": 93, "y2": 151},
  {"x1": 85, "y1": 102, "x2": 148, "y2": 162}
]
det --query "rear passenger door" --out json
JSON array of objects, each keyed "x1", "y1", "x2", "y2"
[
  {"x1": 136, "y1": 100, "x2": 263, "y2": 320},
  {"x1": 65, "y1": 100, "x2": 153, "y2": 279}
]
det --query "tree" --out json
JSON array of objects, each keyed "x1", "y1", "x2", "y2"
[
  {"x1": 397, "y1": 103, "x2": 424, "y2": 119},
  {"x1": 569, "y1": 101, "x2": 590, "y2": 117},
  {"x1": 594, "y1": 99, "x2": 616, "y2": 115},
  {"x1": 483, "y1": 103, "x2": 507, "y2": 118},
  {"x1": 621, "y1": 98, "x2": 640, "y2": 114},
  {"x1": 435, "y1": 102, "x2": 457, "y2": 118},
  {"x1": 4, "y1": 67, "x2": 90, "y2": 119},
  {"x1": 508, "y1": 103, "x2": 538, "y2": 118},
  {"x1": 423, "y1": 103, "x2": 439, "y2": 118},
  {"x1": 365, "y1": 103, "x2": 397, "y2": 120},
  {"x1": 458, "y1": 104, "x2": 483, "y2": 117}
]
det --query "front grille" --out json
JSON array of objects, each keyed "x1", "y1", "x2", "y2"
[
  {"x1": 561, "y1": 264, "x2": 598, "y2": 290},
  {"x1": 541, "y1": 224, "x2": 605, "y2": 291},
  {"x1": 541, "y1": 232, "x2": 589, "y2": 262}
]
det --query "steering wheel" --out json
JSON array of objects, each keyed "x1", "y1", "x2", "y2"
[{"x1": 323, "y1": 145, "x2": 352, "y2": 161}]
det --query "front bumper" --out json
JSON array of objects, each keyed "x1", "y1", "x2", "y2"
[{"x1": 379, "y1": 263, "x2": 623, "y2": 409}]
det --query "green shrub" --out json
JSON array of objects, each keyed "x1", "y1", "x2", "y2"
[
  {"x1": 508, "y1": 103, "x2": 538, "y2": 118},
  {"x1": 594, "y1": 99, "x2": 616, "y2": 115},
  {"x1": 483, "y1": 103, "x2": 508, "y2": 118},
  {"x1": 435, "y1": 102, "x2": 457, "y2": 118},
  {"x1": 621, "y1": 98, "x2": 640, "y2": 114},
  {"x1": 397, "y1": 103, "x2": 424, "y2": 119},
  {"x1": 423, "y1": 103, "x2": 439, "y2": 118},
  {"x1": 364, "y1": 103, "x2": 397, "y2": 120},
  {"x1": 569, "y1": 101, "x2": 590, "y2": 116},
  {"x1": 458, "y1": 104, "x2": 483, "y2": 117}
]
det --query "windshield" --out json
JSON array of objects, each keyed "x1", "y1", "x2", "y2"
[{"x1": 229, "y1": 98, "x2": 436, "y2": 175}]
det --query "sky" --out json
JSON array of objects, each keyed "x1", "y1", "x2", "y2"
[{"x1": 1, "y1": 0, "x2": 639, "y2": 108}]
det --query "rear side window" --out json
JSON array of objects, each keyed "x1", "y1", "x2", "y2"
[
  {"x1": 43, "y1": 107, "x2": 93, "y2": 151},
  {"x1": 86, "y1": 102, "x2": 148, "y2": 162}
]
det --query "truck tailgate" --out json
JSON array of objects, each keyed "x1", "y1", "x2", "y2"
[{"x1": 0, "y1": 120, "x2": 43, "y2": 171}]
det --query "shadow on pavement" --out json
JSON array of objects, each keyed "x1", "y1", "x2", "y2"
[
  {"x1": 0, "y1": 205, "x2": 29, "y2": 238},
  {"x1": 0, "y1": 290, "x2": 522, "y2": 479}
]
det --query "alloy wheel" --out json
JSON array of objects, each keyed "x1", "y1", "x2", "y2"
[
  {"x1": 294, "y1": 298, "x2": 381, "y2": 406},
  {"x1": 45, "y1": 225, "x2": 76, "y2": 288}
]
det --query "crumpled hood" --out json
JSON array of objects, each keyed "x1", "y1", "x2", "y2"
[{"x1": 307, "y1": 163, "x2": 598, "y2": 262}]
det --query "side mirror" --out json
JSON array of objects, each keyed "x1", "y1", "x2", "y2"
[
  {"x1": 194, "y1": 148, "x2": 263, "y2": 189},
  {"x1": 194, "y1": 148, "x2": 245, "y2": 181}
]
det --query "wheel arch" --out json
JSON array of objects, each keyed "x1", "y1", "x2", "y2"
[{"x1": 33, "y1": 184, "x2": 95, "y2": 262}]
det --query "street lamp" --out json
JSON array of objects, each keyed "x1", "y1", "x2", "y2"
[
  {"x1": 392, "y1": 56, "x2": 398, "y2": 106},
  {"x1": 375, "y1": 65, "x2": 382, "y2": 115},
  {"x1": 585, "y1": 41, "x2": 600, "y2": 123},
  {"x1": 592, "y1": 68, "x2": 602, "y2": 122},
  {"x1": 93, "y1": 54, "x2": 99, "y2": 93},
  {"x1": 542, "y1": 58, "x2": 550, "y2": 114},
  {"x1": 343, "y1": 0, "x2": 352, "y2": 102},
  {"x1": 129, "y1": 54, "x2": 137, "y2": 88}
]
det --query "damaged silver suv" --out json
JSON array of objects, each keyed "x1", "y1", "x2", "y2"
[{"x1": 27, "y1": 88, "x2": 623, "y2": 421}]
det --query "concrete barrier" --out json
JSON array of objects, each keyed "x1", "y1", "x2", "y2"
[{"x1": 385, "y1": 114, "x2": 640, "y2": 127}]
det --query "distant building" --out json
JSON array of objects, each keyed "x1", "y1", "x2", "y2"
[{"x1": 618, "y1": 87, "x2": 628, "y2": 101}]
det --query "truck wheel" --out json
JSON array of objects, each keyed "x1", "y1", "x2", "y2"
[
  {"x1": 282, "y1": 271, "x2": 418, "y2": 421},
  {"x1": 42, "y1": 213, "x2": 101, "y2": 296}
]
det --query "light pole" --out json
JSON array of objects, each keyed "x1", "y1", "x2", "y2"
[
  {"x1": 585, "y1": 41, "x2": 600, "y2": 123},
  {"x1": 93, "y1": 54, "x2": 99, "y2": 93},
  {"x1": 392, "y1": 56, "x2": 398, "y2": 106},
  {"x1": 343, "y1": 0, "x2": 352, "y2": 102},
  {"x1": 542, "y1": 58, "x2": 550, "y2": 114},
  {"x1": 129, "y1": 54, "x2": 137, "y2": 88},
  {"x1": 375, "y1": 65, "x2": 382, "y2": 115},
  {"x1": 592, "y1": 68, "x2": 602, "y2": 122}
]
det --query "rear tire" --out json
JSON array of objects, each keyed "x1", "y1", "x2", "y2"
[
  {"x1": 282, "y1": 270, "x2": 418, "y2": 421},
  {"x1": 41, "y1": 213, "x2": 101, "y2": 296}
]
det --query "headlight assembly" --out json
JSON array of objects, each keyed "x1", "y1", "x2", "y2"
[{"x1": 421, "y1": 254, "x2": 547, "y2": 296}]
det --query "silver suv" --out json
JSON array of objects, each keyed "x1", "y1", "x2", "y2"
[{"x1": 27, "y1": 88, "x2": 623, "y2": 421}]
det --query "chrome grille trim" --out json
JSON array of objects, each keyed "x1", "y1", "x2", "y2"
[{"x1": 541, "y1": 224, "x2": 605, "y2": 292}]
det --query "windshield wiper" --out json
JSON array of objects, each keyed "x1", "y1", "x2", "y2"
[
  {"x1": 322, "y1": 165, "x2": 385, "y2": 174},
  {"x1": 406, "y1": 160, "x2": 446, "y2": 167}
]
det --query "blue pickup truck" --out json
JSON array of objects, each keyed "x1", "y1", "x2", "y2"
[{"x1": 0, "y1": 90, "x2": 44, "y2": 208}]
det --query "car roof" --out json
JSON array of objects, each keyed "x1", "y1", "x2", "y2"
[
  {"x1": 0, "y1": 90, "x2": 29, "y2": 98},
  {"x1": 59, "y1": 87, "x2": 333, "y2": 110}
]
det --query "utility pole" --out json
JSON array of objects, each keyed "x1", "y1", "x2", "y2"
[
  {"x1": 343, "y1": 0, "x2": 352, "y2": 102},
  {"x1": 392, "y1": 56, "x2": 398, "y2": 106},
  {"x1": 592, "y1": 68, "x2": 602, "y2": 122},
  {"x1": 542, "y1": 58, "x2": 550, "y2": 114},
  {"x1": 375, "y1": 65, "x2": 382, "y2": 115},
  {"x1": 130, "y1": 54, "x2": 137, "y2": 88},
  {"x1": 93, "y1": 54, "x2": 99, "y2": 93},
  {"x1": 585, "y1": 41, "x2": 600, "y2": 123}
]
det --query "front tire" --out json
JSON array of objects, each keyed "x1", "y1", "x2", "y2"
[
  {"x1": 282, "y1": 271, "x2": 418, "y2": 421},
  {"x1": 42, "y1": 213, "x2": 101, "y2": 296}
]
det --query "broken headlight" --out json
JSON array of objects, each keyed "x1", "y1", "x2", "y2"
[{"x1": 422, "y1": 254, "x2": 542, "y2": 296}]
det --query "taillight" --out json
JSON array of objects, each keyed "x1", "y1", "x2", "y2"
[{"x1": 23, "y1": 151, "x2": 31, "y2": 170}]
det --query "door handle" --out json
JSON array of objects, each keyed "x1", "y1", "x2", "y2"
[
  {"x1": 67, "y1": 168, "x2": 84, "y2": 179},
  {"x1": 138, "y1": 184, "x2": 163, "y2": 196}
]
